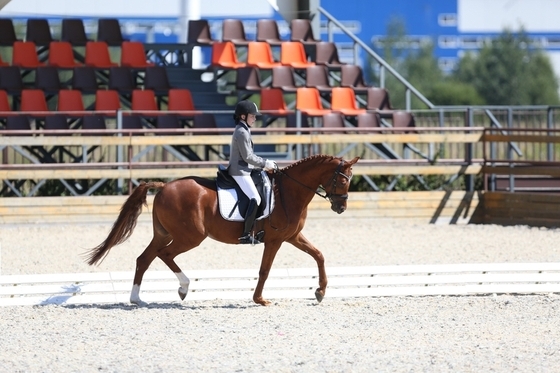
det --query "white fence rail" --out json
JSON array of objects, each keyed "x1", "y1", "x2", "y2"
[{"x1": 2, "y1": 263, "x2": 560, "y2": 306}]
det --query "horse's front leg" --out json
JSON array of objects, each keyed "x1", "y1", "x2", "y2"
[
  {"x1": 287, "y1": 232, "x2": 327, "y2": 303},
  {"x1": 253, "y1": 241, "x2": 282, "y2": 306}
]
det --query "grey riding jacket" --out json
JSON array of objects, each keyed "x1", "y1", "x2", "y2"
[{"x1": 228, "y1": 121, "x2": 266, "y2": 176}]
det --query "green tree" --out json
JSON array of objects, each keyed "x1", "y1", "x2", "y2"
[
  {"x1": 368, "y1": 17, "x2": 484, "y2": 108},
  {"x1": 453, "y1": 30, "x2": 559, "y2": 105}
]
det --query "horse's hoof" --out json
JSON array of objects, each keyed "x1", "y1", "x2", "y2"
[
  {"x1": 254, "y1": 297, "x2": 271, "y2": 306},
  {"x1": 178, "y1": 287, "x2": 187, "y2": 301},
  {"x1": 315, "y1": 288, "x2": 324, "y2": 303},
  {"x1": 130, "y1": 299, "x2": 148, "y2": 307}
]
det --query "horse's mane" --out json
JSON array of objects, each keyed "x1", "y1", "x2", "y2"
[{"x1": 282, "y1": 154, "x2": 341, "y2": 171}]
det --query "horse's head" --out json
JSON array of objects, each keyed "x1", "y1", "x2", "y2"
[{"x1": 323, "y1": 156, "x2": 359, "y2": 214}]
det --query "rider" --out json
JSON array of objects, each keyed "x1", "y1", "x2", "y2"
[{"x1": 229, "y1": 100, "x2": 277, "y2": 244}]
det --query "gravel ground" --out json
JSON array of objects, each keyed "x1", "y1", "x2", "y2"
[{"x1": 1, "y1": 218, "x2": 560, "y2": 372}]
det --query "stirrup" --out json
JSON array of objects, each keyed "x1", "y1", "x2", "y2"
[{"x1": 238, "y1": 233, "x2": 262, "y2": 245}]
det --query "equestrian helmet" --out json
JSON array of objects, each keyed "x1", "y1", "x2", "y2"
[{"x1": 234, "y1": 100, "x2": 261, "y2": 117}]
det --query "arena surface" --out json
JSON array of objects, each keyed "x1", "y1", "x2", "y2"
[{"x1": 1, "y1": 217, "x2": 560, "y2": 372}]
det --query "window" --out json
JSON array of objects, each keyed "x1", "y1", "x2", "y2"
[{"x1": 438, "y1": 14, "x2": 457, "y2": 27}]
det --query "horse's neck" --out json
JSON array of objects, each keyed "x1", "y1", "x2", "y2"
[{"x1": 281, "y1": 157, "x2": 331, "y2": 206}]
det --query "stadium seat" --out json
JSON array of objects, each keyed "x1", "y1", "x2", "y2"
[
  {"x1": 167, "y1": 88, "x2": 196, "y2": 112},
  {"x1": 260, "y1": 88, "x2": 290, "y2": 116},
  {"x1": 247, "y1": 42, "x2": 282, "y2": 69},
  {"x1": 281, "y1": 41, "x2": 314, "y2": 69},
  {"x1": 48, "y1": 41, "x2": 82, "y2": 68},
  {"x1": 322, "y1": 112, "x2": 345, "y2": 128},
  {"x1": 95, "y1": 90, "x2": 121, "y2": 113},
  {"x1": 120, "y1": 41, "x2": 155, "y2": 69},
  {"x1": 156, "y1": 114, "x2": 182, "y2": 134},
  {"x1": 211, "y1": 41, "x2": 245, "y2": 69},
  {"x1": 391, "y1": 111, "x2": 416, "y2": 133},
  {"x1": 0, "y1": 66, "x2": 24, "y2": 94},
  {"x1": 21, "y1": 89, "x2": 48, "y2": 112},
  {"x1": 72, "y1": 66, "x2": 98, "y2": 93},
  {"x1": 0, "y1": 89, "x2": 10, "y2": 111},
  {"x1": 144, "y1": 66, "x2": 171, "y2": 94},
  {"x1": 44, "y1": 114, "x2": 70, "y2": 132},
  {"x1": 222, "y1": 19, "x2": 250, "y2": 47},
  {"x1": 0, "y1": 19, "x2": 18, "y2": 46},
  {"x1": 331, "y1": 87, "x2": 366, "y2": 116},
  {"x1": 26, "y1": 19, "x2": 55, "y2": 47},
  {"x1": 187, "y1": 19, "x2": 214, "y2": 46},
  {"x1": 235, "y1": 67, "x2": 262, "y2": 100},
  {"x1": 97, "y1": 18, "x2": 126, "y2": 46},
  {"x1": 192, "y1": 113, "x2": 218, "y2": 135},
  {"x1": 35, "y1": 66, "x2": 62, "y2": 94},
  {"x1": 131, "y1": 89, "x2": 158, "y2": 113},
  {"x1": 296, "y1": 87, "x2": 330, "y2": 117},
  {"x1": 366, "y1": 87, "x2": 393, "y2": 112},
  {"x1": 256, "y1": 19, "x2": 283, "y2": 47},
  {"x1": 82, "y1": 115, "x2": 107, "y2": 132},
  {"x1": 290, "y1": 19, "x2": 321, "y2": 46},
  {"x1": 12, "y1": 41, "x2": 45, "y2": 68},
  {"x1": 108, "y1": 67, "x2": 135, "y2": 93},
  {"x1": 5, "y1": 116, "x2": 31, "y2": 132},
  {"x1": 271, "y1": 66, "x2": 298, "y2": 93},
  {"x1": 340, "y1": 64, "x2": 369, "y2": 94},
  {"x1": 58, "y1": 89, "x2": 85, "y2": 112},
  {"x1": 315, "y1": 42, "x2": 346, "y2": 70},
  {"x1": 61, "y1": 19, "x2": 89, "y2": 46},
  {"x1": 357, "y1": 112, "x2": 381, "y2": 128},
  {"x1": 305, "y1": 65, "x2": 332, "y2": 95},
  {"x1": 85, "y1": 41, "x2": 118, "y2": 69}
]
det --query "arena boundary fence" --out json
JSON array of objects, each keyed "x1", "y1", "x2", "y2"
[
  {"x1": 1, "y1": 263, "x2": 560, "y2": 307},
  {"x1": 0, "y1": 191, "x2": 481, "y2": 224}
]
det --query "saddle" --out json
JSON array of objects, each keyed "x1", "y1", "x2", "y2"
[{"x1": 216, "y1": 165, "x2": 274, "y2": 222}]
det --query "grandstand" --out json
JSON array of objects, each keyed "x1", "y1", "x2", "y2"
[{"x1": 0, "y1": 0, "x2": 559, "y2": 205}]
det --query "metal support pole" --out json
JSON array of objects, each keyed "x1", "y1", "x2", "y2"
[
  {"x1": 465, "y1": 108, "x2": 474, "y2": 192},
  {"x1": 507, "y1": 108, "x2": 514, "y2": 192},
  {"x1": 117, "y1": 109, "x2": 123, "y2": 195},
  {"x1": 547, "y1": 107, "x2": 554, "y2": 161}
]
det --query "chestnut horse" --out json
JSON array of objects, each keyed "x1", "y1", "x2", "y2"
[{"x1": 86, "y1": 155, "x2": 359, "y2": 306}]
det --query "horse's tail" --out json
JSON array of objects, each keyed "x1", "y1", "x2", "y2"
[{"x1": 85, "y1": 181, "x2": 166, "y2": 266}]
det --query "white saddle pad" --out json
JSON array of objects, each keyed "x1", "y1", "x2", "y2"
[{"x1": 217, "y1": 171, "x2": 275, "y2": 222}]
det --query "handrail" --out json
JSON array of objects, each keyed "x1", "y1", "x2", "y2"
[{"x1": 318, "y1": 6, "x2": 435, "y2": 110}]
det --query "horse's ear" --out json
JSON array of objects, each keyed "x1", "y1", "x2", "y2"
[{"x1": 348, "y1": 156, "x2": 360, "y2": 165}]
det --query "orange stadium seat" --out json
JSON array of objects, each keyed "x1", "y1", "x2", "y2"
[
  {"x1": 280, "y1": 41, "x2": 314, "y2": 69},
  {"x1": 247, "y1": 42, "x2": 282, "y2": 69},
  {"x1": 296, "y1": 87, "x2": 330, "y2": 117},
  {"x1": 211, "y1": 41, "x2": 245, "y2": 69},
  {"x1": 331, "y1": 87, "x2": 366, "y2": 116}
]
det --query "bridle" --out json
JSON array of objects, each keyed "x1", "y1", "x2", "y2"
[
  {"x1": 275, "y1": 159, "x2": 352, "y2": 204},
  {"x1": 268, "y1": 159, "x2": 352, "y2": 231}
]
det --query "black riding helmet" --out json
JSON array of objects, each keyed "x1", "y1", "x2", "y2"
[{"x1": 233, "y1": 100, "x2": 261, "y2": 121}]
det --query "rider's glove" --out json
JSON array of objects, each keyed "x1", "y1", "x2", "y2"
[{"x1": 264, "y1": 159, "x2": 278, "y2": 171}]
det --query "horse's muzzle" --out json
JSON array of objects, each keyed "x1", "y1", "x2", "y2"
[{"x1": 330, "y1": 203, "x2": 346, "y2": 214}]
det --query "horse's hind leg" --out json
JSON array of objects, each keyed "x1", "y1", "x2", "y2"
[
  {"x1": 130, "y1": 234, "x2": 171, "y2": 306},
  {"x1": 287, "y1": 232, "x2": 327, "y2": 303},
  {"x1": 157, "y1": 235, "x2": 205, "y2": 301}
]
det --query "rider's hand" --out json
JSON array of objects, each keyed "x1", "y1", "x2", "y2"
[{"x1": 264, "y1": 159, "x2": 278, "y2": 171}]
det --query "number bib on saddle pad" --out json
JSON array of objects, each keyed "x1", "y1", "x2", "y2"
[{"x1": 216, "y1": 165, "x2": 275, "y2": 222}]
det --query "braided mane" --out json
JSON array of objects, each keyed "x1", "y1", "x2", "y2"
[{"x1": 282, "y1": 154, "x2": 340, "y2": 171}]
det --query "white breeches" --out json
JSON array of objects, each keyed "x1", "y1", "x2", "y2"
[{"x1": 232, "y1": 175, "x2": 261, "y2": 205}]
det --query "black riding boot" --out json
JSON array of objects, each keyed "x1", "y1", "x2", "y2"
[{"x1": 239, "y1": 198, "x2": 261, "y2": 244}]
